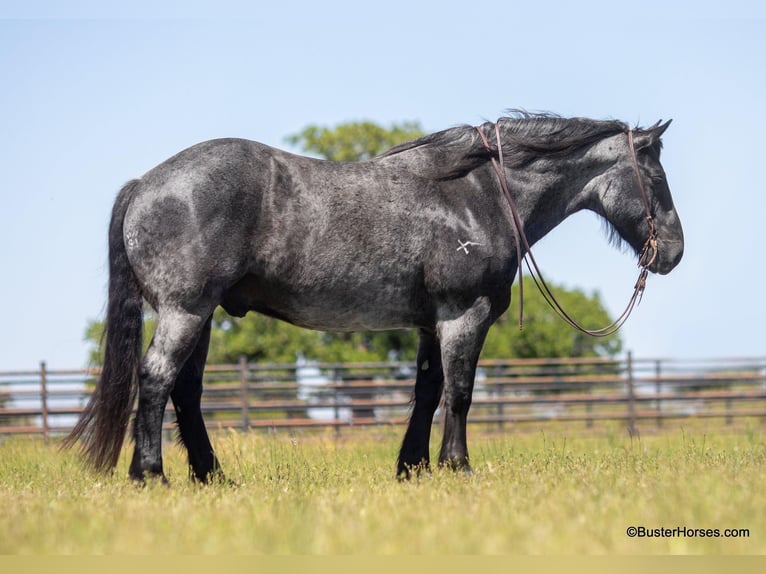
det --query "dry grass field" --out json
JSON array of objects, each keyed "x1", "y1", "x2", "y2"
[{"x1": 1, "y1": 424, "x2": 764, "y2": 554}]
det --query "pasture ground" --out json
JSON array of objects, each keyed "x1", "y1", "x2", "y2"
[{"x1": 1, "y1": 424, "x2": 764, "y2": 554}]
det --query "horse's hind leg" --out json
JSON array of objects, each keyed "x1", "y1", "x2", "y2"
[
  {"x1": 397, "y1": 329, "x2": 443, "y2": 479},
  {"x1": 170, "y1": 315, "x2": 223, "y2": 483},
  {"x1": 437, "y1": 297, "x2": 492, "y2": 472},
  {"x1": 129, "y1": 307, "x2": 210, "y2": 483}
]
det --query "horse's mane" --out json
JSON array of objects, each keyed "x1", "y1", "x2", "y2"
[
  {"x1": 376, "y1": 123, "x2": 487, "y2": 180},
  {"x1": 491, "y1": 111, "x2": 629, "y2": 167},
  {"x1": 377, "y1": 111, "x2": 630, "y2": 180}
]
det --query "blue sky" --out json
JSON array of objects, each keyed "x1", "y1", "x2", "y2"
[{"x1": 1, "y1": 2, "x2": 764, "y2": 368}]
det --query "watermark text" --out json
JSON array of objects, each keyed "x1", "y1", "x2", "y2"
[{"x1": 626, "y1": 525, "x2": 749, "y2": 539}]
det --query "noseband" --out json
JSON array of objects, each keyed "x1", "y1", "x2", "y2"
[{"x1": 476, "y1": 122, "x2": 658, "y2": 337}]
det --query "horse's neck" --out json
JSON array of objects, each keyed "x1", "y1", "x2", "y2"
[{"x1": 506, "y1": 156, "x2": 600, "y2": 247}]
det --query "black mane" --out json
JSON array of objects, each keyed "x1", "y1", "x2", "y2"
[
  {"x1": 378, "y1": 111, "x2": 630, "y2": 178},
  {"x1": 491, "y1": 111, "x2": 628, "y2": 167}
]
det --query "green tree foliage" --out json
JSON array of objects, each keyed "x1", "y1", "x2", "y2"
[
  {"x1": 206, "y1": 308, "x2": 418, "y2": 365},
  {"x1": 481, "y1": 280, "x2": 622, "y2": 359},
  {"x1": 84, "y1": 309, "x2": 156, "y2": 367},
  {"x1": 83, "y1": 319, "x2": 104, "y2": 367},
  {"x1": 285, "y1": 120, "x2": 425, "y2": 161}
]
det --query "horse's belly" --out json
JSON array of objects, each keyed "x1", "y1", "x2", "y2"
[
  {"x1": 221, "y1": 273, "x2": 427, "y2": 332},
  {"x1": 283, "y1": 303, "x2": 419, "y2": 332}
]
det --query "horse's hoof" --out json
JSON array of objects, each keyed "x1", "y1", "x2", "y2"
[
  {"x1": 129, "y1": 469, "x2": 169, "y2": 487},
  {"x1": 396, "y1": 461, "x2": 431, "y2": 481},
  {"x1": 439, "y1": 458, "x2": 472, "y2": 475},
  {"x1": 202, "y1": 471, "x2": 238, "y2": 488}
]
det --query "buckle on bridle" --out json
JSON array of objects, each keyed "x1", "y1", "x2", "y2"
[{"x1": 638, "y1": 216, "x2": 658, "y2": 269}]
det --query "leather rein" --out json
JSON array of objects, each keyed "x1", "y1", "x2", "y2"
[{"x1": 476, "y1": 122, "x2": 659, "y2": 337}]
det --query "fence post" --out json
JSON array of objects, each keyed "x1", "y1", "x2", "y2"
[
  {"x1": 239, "y1": 355, "x2": 250, "y2": 432},
  {"x1": 496, "y1": 384, "x2": 505, "y2": 432},
  {"x1": 40, "y1": 361, "x2": 49, "y2": 442},
  {"x1": 626, "y1": 351, "x2": 637, "y2": 436},
  {"x1": 655, "y1": 359, "x2": 662, "y2": 428},
  {"x1": 333, "y1": 368, "x2": 341, "y2": 437},
  {"x1": 725, "y1": 397, "x2": 733, "y2": 425}
]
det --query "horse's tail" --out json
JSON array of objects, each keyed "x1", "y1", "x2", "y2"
[{"x1": 63, "y1": 179, "x2": 144, "y2": 472}]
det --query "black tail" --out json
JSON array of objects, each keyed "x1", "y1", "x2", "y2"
[{"x1": 63, "y1": 180, "x2": 144, "y2": 471}]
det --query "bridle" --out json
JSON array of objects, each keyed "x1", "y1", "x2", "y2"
[{"x1": 476, "y1": 122, "x2": 659, "y2": 337}]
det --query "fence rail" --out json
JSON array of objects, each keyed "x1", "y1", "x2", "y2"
[{"x1": 2, "y1": 354, "x2": 766, "y2": 438}]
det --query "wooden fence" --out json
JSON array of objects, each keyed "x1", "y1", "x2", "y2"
[{"x1": 2, "y1": 354, "x2": 766, "y2": 439}]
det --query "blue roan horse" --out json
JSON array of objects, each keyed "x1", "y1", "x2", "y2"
[{"x1": 65, "y1": 112, "x2": 684, "y2": 482}]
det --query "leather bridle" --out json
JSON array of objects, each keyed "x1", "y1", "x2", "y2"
[{"x1": 476, "y1": 122, "x2": 659, "y2": 337}]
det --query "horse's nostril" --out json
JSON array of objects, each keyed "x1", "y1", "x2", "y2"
[{"x1": 655, "y1": 240, "x2": 684, "y2": 275}]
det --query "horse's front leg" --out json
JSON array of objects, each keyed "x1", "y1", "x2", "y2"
[
  {"x1": 397, "y1": 329, "x2": 444, "y2": 479},
  {"x1": 436, "y1": 297, "x2": 493, "y2": 473}
]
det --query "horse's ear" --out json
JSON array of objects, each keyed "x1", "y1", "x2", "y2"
[
  {"x1": 652, "y1": 119, "x2": 672, "y2": 138},
  {"x1": 635, "y1": 119, "x2": 672, "y2": 149}
]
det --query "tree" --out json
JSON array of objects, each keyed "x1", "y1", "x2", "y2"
[
  {"x1": 285, "y1": 120, "x2": 425, "y2": 161},
  {"x1": 84, "y1": 308, "x2": 156, "y2": 367},
  {"x1": 481, "y1": 281, "x2": 622, "y2": 360},
  {"x1": 206, "y1": 308, "x2": 419, "y2": 365}
]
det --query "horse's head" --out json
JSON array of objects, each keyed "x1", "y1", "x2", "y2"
[{"x1": 592, "y1": 121, "x2": 684, "y2": 275}]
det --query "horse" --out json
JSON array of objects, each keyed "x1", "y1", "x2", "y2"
[{"x1": 64, "y1": 112, "x2": 684, "y2": 482}]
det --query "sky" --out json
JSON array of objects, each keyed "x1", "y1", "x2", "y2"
[{"x1": 1, "y1": 1, "x2": 765, "y2": 369}]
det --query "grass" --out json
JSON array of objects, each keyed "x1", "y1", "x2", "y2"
[{"x1": 0, "y1": 425, "x2": 764, "y2": 554}]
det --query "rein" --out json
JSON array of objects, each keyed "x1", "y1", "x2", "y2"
[{"x1": 476, "y1": 123, "x2": 658, "y2": 337}]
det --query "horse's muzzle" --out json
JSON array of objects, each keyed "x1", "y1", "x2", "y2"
[{"x1": 650, "y1": 238, "x2": 684, "y2": 275}]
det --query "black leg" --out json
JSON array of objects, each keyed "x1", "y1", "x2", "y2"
[
  {"x1": 170, "y1": 316, "x2": 224, "y2": 483},
  {"x1": 129, "y1": 308, "x2": 208, "y2": 483},
  {"x1": 397, "y1": 329, "x2": 443, "y2": 479},
  {"x1": 437, "y1": 298, "x2": 492, "y2": 473}
]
